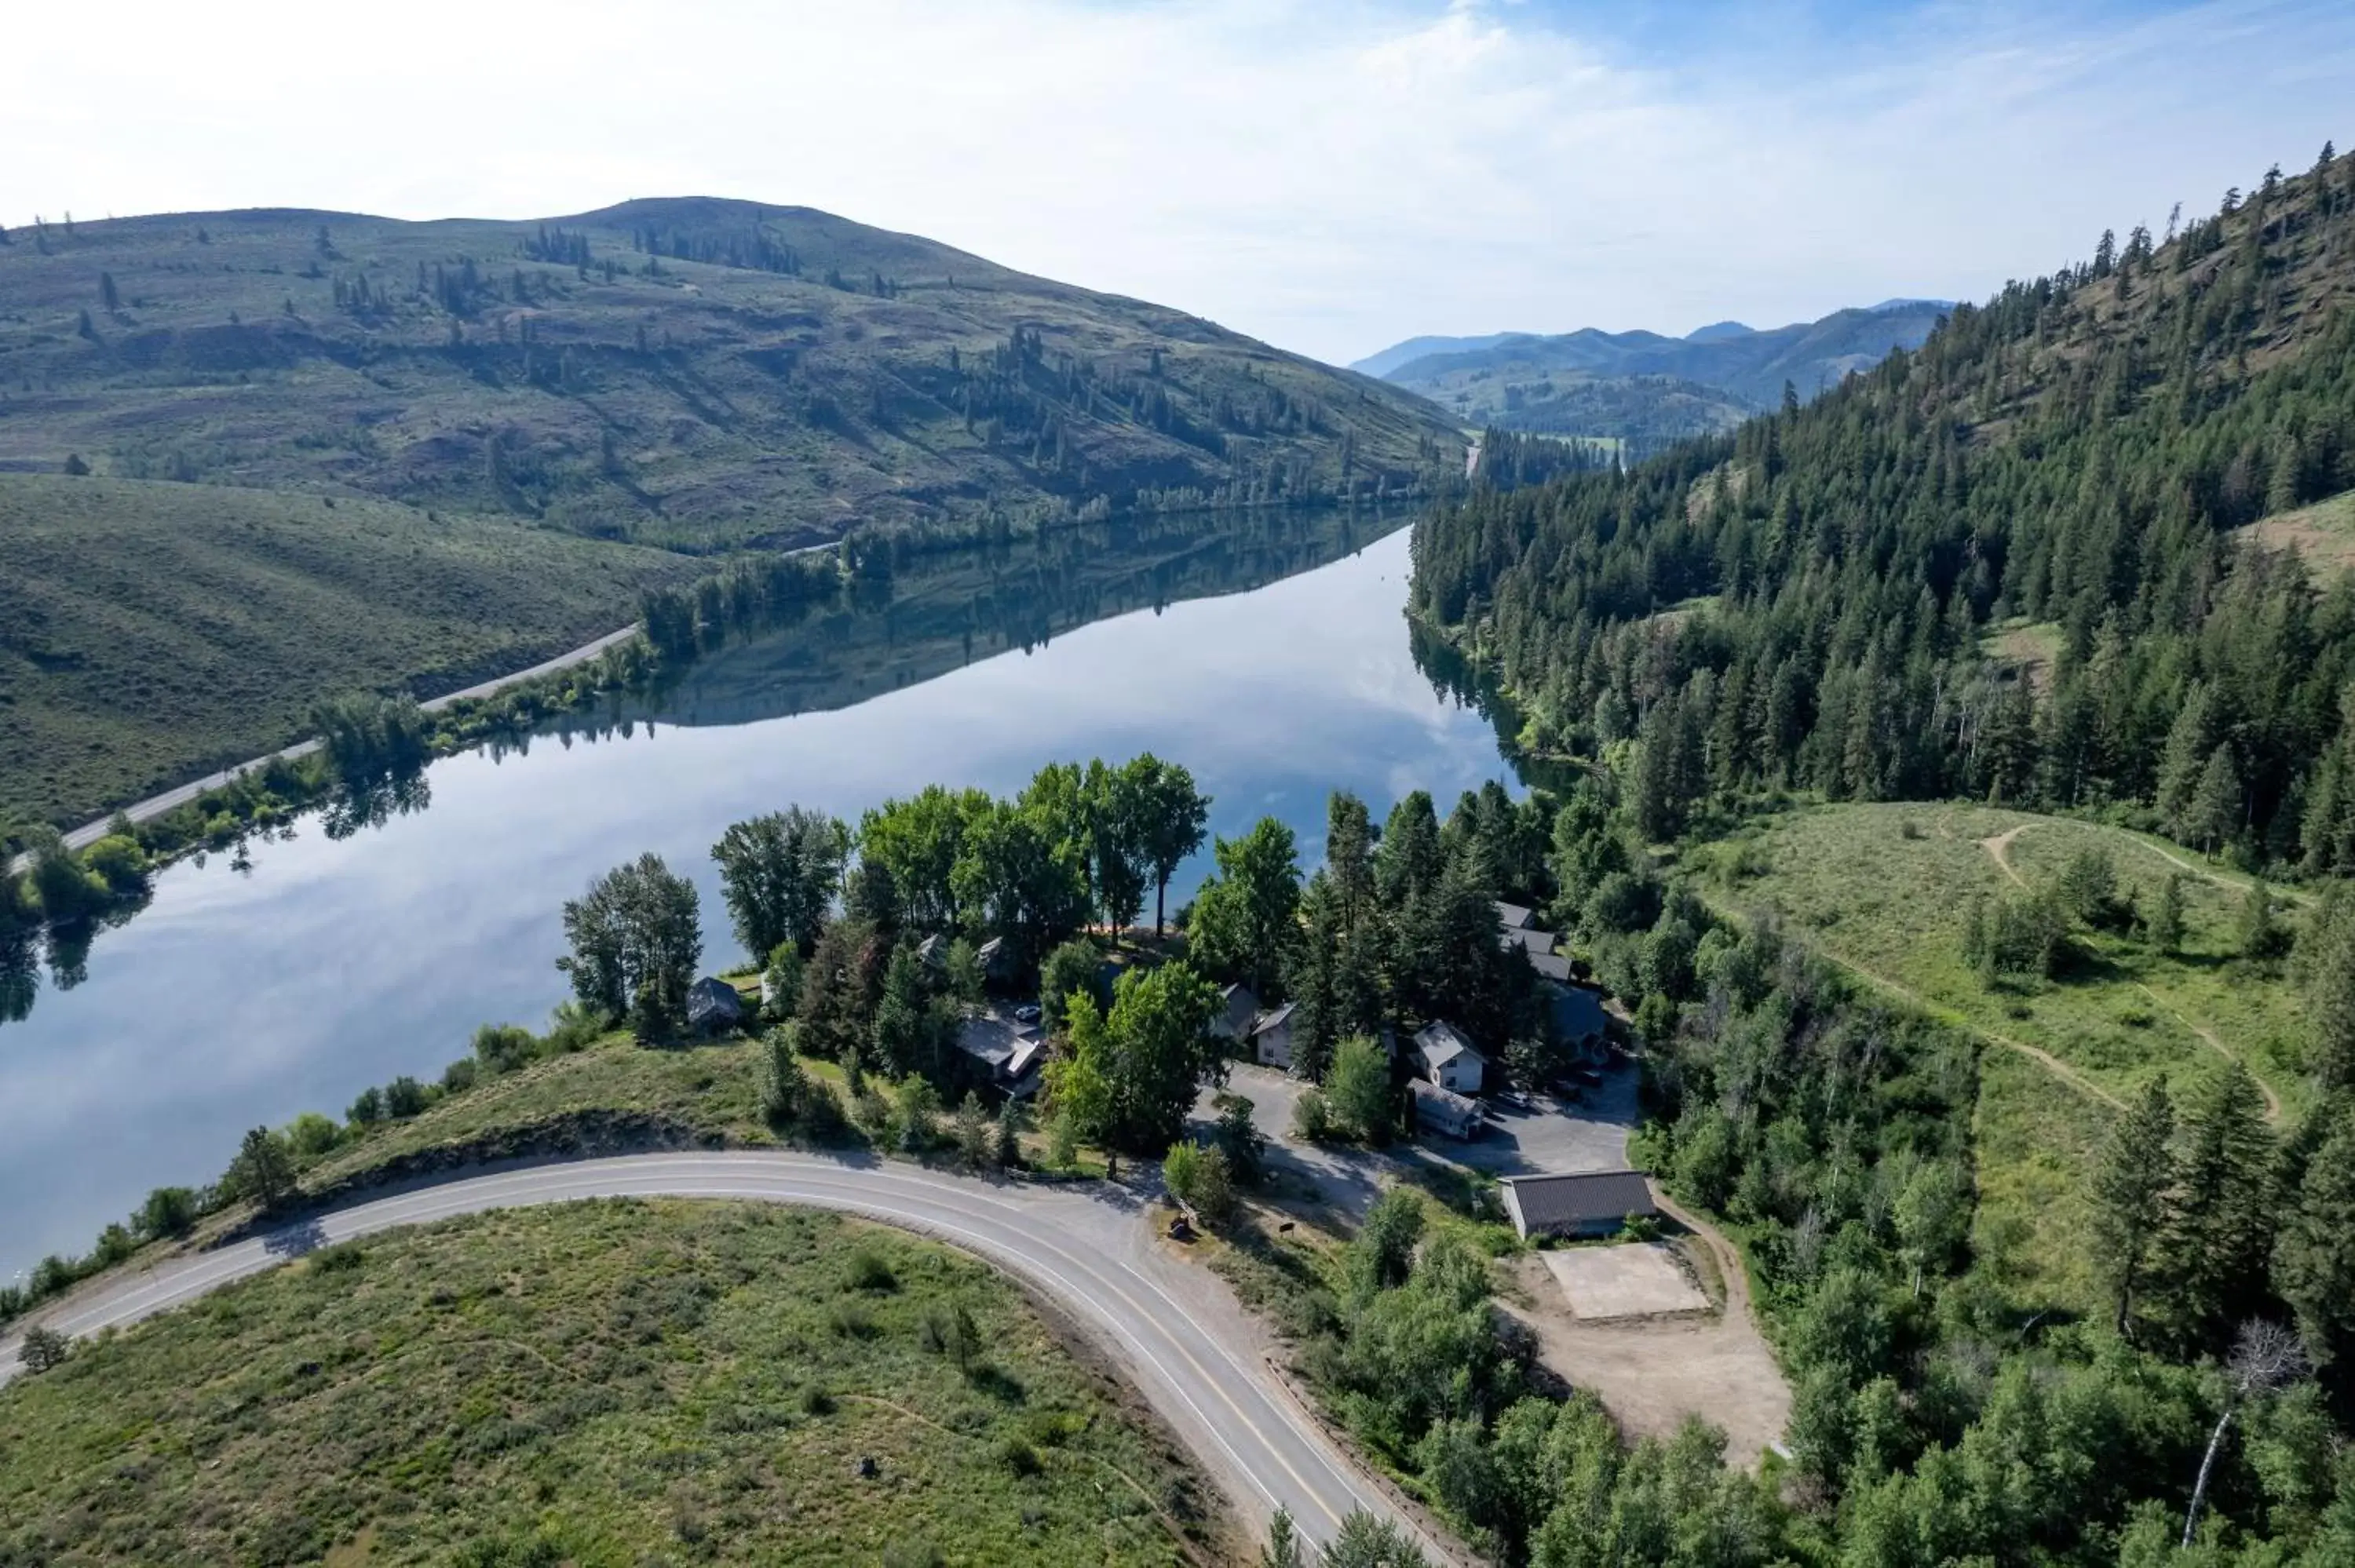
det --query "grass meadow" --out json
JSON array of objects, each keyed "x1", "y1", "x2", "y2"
[{"x1": 0, "y1": 1201, "x2": 1228, "y2": 1567}]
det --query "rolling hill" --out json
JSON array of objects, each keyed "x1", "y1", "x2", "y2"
[
  {"x1": 0, "y1": 199, "x2": 1464, "y2": 826},
  {"x1": 1355, "y1": 299, "x2": 1950, "y2": 453},
  {"x1": 0, "y1": 200, "x2": 1458, "y2": 552}
]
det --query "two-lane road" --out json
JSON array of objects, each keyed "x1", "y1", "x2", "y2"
[{"x1": 0, "y1": 1153, "x2": 1444, "y2": 1556}]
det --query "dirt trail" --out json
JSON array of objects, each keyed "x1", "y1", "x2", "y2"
[
  {"x1": 2134, "y1": 983, "x2": 2286, "y2": 1124},
  {"x1": 1980, "y1": 825, "x2": 2032, "y2": 888},
  {"x1": 1826, "y1": 951, "x2": 2128, "y2": 1112}
]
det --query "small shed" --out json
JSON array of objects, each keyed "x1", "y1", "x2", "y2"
[
  {"x1": 686, "y1": 976, "x2": 747, "y2": 1034},
  {"x1": 1413, "y1": 1020, "x2": 1488, "y2": 1096},
  {"x1": 1411, "y1": 1079, "x2": 1483, "y2": 1140},
  {"x1": 1251, "y1": 1002, "x2": 1298, "y2": 1070},
  {"x1": 1211, "y1": 983, "x2": 1261, "y2": 1044},
  {"x1": 1495, "y1": 900, "x2": 1536, "y2": 931},
  {"x1": 1499, "y1": 1171, "x2": 1658, "y2": 1241}
]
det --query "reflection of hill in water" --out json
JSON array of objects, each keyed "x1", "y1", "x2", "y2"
[{"x1": 596, "y1": 509, "x2": 1396, "y2": 731}]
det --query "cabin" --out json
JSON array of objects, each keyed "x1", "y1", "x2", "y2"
[
  {"x1": 1495, "y1": 901, "x2": 1537, "y2": 931},
  {"x1": 686, "y1": 976, "x2": 747, "y2": 1034},
  {"x1": 1250, "y1": 1002, "x2": 1298, "y2": 1070},
  {"x1": 954, "y1": 1011, "x2": 1046, "y2": 1096},
  {"x1": 1211, "y1": 983, "x2": 1261, "y2": 1045},
  {"x1": 1413, "y1": 1020, "x2": 1488, "y2": 1096},
  {"x1": 917, "y1": 933, "x2": 951, "y2": 973},
  {"x1": 1411, "y1": 1079, "x2": 1484, "y2": 1140},
  {"x1": 1499, "y1": 1170, "x2": 1659, "y2": 1241}
]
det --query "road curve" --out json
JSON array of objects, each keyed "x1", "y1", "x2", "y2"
[{"x1": 0, "y1": 1151, "x2": 1430, "y2": 1555}]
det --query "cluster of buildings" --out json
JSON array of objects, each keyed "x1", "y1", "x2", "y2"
[{"x1": 1210, "y1": 899, "x2": 1614, "y2": 1143}]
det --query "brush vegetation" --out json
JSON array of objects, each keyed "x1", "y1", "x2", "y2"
[
  {"x1": 0, "y1": 199, "x2": 1454, "y2": 552},
  {"x1": 0, "y1": 472, "x2": 695, "y2": 826},
  {"x1": 0, "y1": 1200, "x2": 1225, "y2": 1566}
]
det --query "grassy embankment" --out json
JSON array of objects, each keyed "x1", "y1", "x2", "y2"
[
  {"x1": 0, "y1": 1201, "x2": 1229, "y2": 1567},
  {"x1": 0, "y1": 472, "x2": 696, "y2": 827},
  {"x1": 1687, "y1": 800, "x2": 2318, "y2": 1313}
]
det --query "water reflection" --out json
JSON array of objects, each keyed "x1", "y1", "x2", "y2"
[{"x1": 0, "y1": 515, "x2": 1528, "y2": 1278}]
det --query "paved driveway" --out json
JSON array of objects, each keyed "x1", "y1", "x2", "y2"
[{"x1": 1196, "y1": 1057, "x2": 1641, "y2": 1220}]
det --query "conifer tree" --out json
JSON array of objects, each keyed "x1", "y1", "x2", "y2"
[
  {"x1": 2090, "y1": 1079, "x2": 2174, "y2": 1340},
  {"x1": 2163, "y1": 1064, "x2": 2276, "y2": 1348}
]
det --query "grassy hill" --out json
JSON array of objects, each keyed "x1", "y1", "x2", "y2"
[
  {"x1": 0, "y1": 199, "x2": 1460, "y2": 826},
  {"x1": 0, "y1": 1201, "x2": 1225, "y2": 1566},
  {"x1": 1689, "y1": 801, "x2": 2320, "y2": 1312},
  {"x1": 0, "y1": 199, "x2": 1459, "y2": 552},
  {"x1": 0, "y1": 473, "x2": 698, "y2": 826}
]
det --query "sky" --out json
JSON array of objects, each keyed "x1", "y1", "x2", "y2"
[{"x1": 5, "y1": 0, "x2": 2350, "y2": 366}]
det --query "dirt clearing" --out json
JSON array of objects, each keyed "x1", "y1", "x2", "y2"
[{"x1": 1540, "y1": 1242, "x2": 1710, "y2": 1318}]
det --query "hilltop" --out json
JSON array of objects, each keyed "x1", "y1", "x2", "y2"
[
  {"x1": 1355, "y1": 299, "x2": 1949, "y2": 454},
  {"x1": 0, "y1": 199, "x2": 1458, "y2": 552}
]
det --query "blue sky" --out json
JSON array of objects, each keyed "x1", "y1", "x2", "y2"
[{"x1": 5, "y1": 0, "x2": 2349, "y2": 363}]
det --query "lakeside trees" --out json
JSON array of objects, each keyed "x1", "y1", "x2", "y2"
[
  {"x1": 557, "y1": 853, "x2": 703, "y2": 1029},
  {"x1": 711, "y1": 808, "x2": 849, "y2": 959}
]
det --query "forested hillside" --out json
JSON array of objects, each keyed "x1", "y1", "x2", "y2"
[
  {"x1": 0, "y1": 199, "x2": 1459, "y2": 552},
  {"x1": 1412, "y1": 146, "x2": 2355, "y2": 876}
]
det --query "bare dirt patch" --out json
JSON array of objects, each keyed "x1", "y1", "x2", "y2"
[
  {"x1": 1500, "y1": 1232, "x2": 1790, "y2": 1469},
  {"x1": 1539, "y1": 1242, "x2": 1709, "y2": 1319}
]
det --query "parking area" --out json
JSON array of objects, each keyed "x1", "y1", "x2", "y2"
[{"x1": 1435, "y1": 1064, "x2": 1638, "y2": 1176}]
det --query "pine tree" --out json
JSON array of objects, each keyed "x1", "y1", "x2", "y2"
[
  {"x1": 2306, "y1": 895, "x2": 2355, "y2": 1089},
  {"x1": 2272, "y1": 1102, "x2": 2355, "y2": 1380},
  {"x1": 2150, "y1": 873, "x2": 2185, "y2": 954},
  {"x1": 2090, "y1": 1079, "x2": 2174, "y2": 1339},
  {"x1": 2156, "y1": 683, "x2": 2219, "y2": 832},
  {"x1": 2188, "y1": 743, "x2": 2240, "y2": 855},
  {"x1": 2163, "y1": 1064, "x2": 2276, "y2": 1348}
]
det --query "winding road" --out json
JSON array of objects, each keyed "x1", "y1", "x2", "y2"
[{"x1": 0, "y1": 1152, "x2": 1433, "y2": 1555}]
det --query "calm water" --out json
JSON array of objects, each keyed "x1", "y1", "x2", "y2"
[{"x1": 1, "y1": 516, "x2": 1525, "y2": 1278}]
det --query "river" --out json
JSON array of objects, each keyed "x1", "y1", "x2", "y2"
[{"x1": 0, "y1": 512, "x2": 1528, "y2": 1279}]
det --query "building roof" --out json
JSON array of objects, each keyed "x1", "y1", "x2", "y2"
[
  {"x1": 1410, "y1": 1078, "x2": 1482, "y2": 1127},
  {"x1": 916, "y1": 933, "x2": 949, "y2": 968},
  {"x1": 1413, "y1": 1020, "x2": 1484, "y2": 1068},
  {"x1": 686, "y1": 976, "x2": 744, "y2": 1021},
  {"x1": 1214, "y1": 982, "x2": 1261, "y2": 1038},
  {"x1": 954, "y1": 1012, "x2": 1036, "y2": 1070},
  {"x1": 1250, "y1": 1001, "x2": 1297, "y2": 1038},
  {"x1": 1502, "y1": 1170, "x2": 1657, "y2": 1231},
  {"x1": 1506, "y1": 926, "x2": 1559, "y2": 958},
  {"x1": 1495, "y1": 900, "x2": 1536, "y2": 930},
  {"x1": 1528, "y1": 951, "x2": 1574, "y2": 985}
]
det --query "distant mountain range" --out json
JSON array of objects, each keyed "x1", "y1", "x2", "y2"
[{"x1": 1353, "y1": 299, "x2": 1952, "y2": 451}]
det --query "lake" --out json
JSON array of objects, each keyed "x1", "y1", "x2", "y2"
[{"x1": 0, "y1": 513, "x2": 1529, "y2": 1279}]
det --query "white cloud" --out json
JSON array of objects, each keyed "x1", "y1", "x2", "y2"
[{"x1": 4, "y1": 0, "x2": 2346, "y2": 363}]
